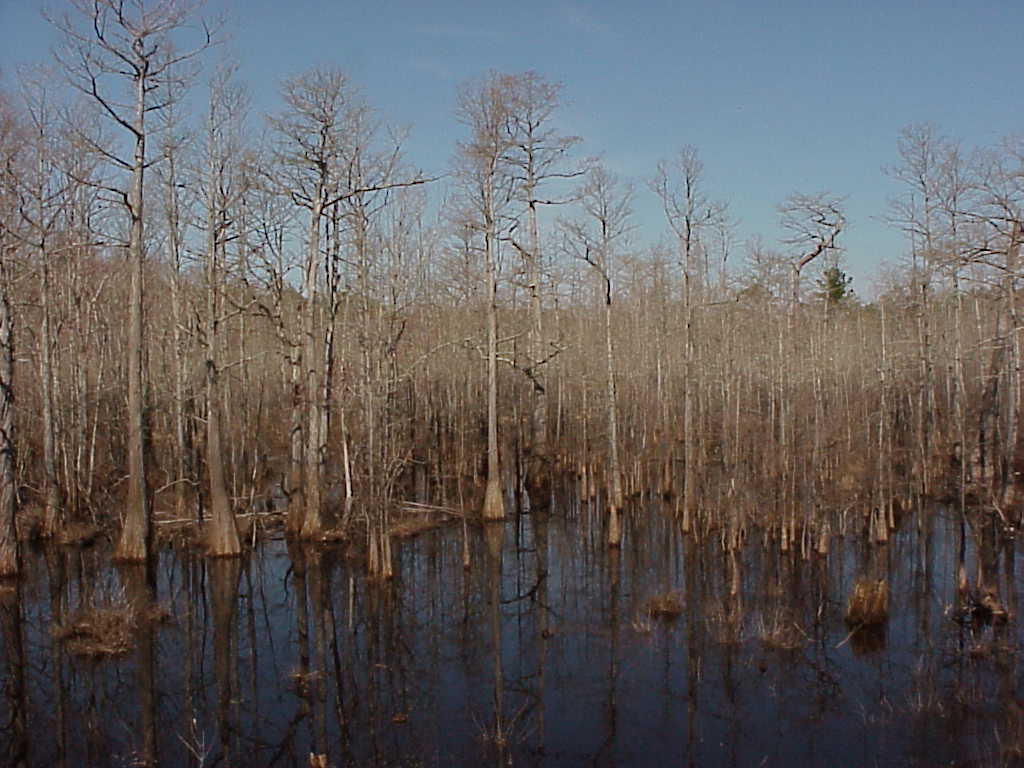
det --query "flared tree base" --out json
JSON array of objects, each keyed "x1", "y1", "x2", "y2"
[
  {"x1": 114, "y1": 522, "x2": 149, "y2": 563},
  {"x1": 206, "y1": 519, "x2": 242, "y2": 558},
  {"x1": 0, "y1": 542, "x2": 18, "y2": 580},
  {"x1": 482, "y1": 475, "x2": 505, "y2": 521}
]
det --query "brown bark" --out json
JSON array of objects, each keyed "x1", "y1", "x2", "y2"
[
  {"x1": 206, "y1": 362, "x2": 240, "y2": 556},
  {"x1": 298, "y1": 193, "x2": 326, "y2": 539},
  {"x1": 37, "y1": 165, "x2": 61, "y2": 538},
  {"x1": 210, "y1": 557, "x2": 242, "y2": 761},
  {"x1": 121, "y1": 564, "x2": 157, "y2": 765},
  {"x1": 164, "y1": 147, "x2": 192, "y2": 521},
  {"x1": 605, "y1": 281, "x2": 623, "y2": 547},
  {"x1": 204, "y1": 96, "x2": 241, "y2": 557},
  {"x1": 49, "y1": 0, "x2": 218, "y2": 561},
  {"x1": 0, "y1": 584, "x2": 27, "y2": 765},
  {"x1": 116, "y1": 70, "x2": 151, "y2": 563},
  {"x1": 482, "y1": 225, "x2": 505, "y2": 521},
  {"x1": 0, "y1": 260, "x2": 17, "y2": 579}
]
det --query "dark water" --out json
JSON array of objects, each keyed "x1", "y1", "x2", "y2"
[{"x1": 2, "y1": 501, "x2": 1023, "y2": 767}]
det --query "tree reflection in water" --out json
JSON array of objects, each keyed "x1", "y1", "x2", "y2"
[{"x1": 0, "y1": 502, "x2": 1022, "y2": 766}]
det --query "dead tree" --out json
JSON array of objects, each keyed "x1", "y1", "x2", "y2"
[
  {"x1": 269, "y1": 68, "x2": 431, "y2": 537},
  {"x1": 502, "y1": 72, "x2": 583, "y2": 457},
  {"x1": 0, "y1": 91, "x2": 23, "y2": 578},
  {"x1": 651, "y1": 145, "x2": 727, "y2": 525},
  {"x1": 779, "y1": 192, "x2": 845, "y2": 312},
  {"x1": 454, "y1": 72, "x2": 516, "y2": 522},
  {"x1": 48, "y1": 0, "x2": 220, "y2": 562},
  {"x1": 563, "y1": 165, "x2": 633, "y2": 547},
  {"x1": 201, "y1": 66, "x2": 247, "y2": 557},
  {"x1": 0, "y1": 193, "x2": 17, "y2": 580}
]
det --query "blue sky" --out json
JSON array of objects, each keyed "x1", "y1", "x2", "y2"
[{"x1": 2, "y1": 0, "x2": 1021, "y2": 295}]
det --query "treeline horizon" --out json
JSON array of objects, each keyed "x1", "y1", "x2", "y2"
[{"x1": 0, "y1": 1, "x2": 1022, "y2": 574}]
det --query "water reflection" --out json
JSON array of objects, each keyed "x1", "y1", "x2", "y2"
[
  {"x1": 121, "y1": 562, "x2": 157, "y2": 766},
  {"x1": 0, "y1": 502, "x2": 1022, "y2": 766},
  {"x1": 1, "y1": 580, "x2": 28, "y2": 767}
]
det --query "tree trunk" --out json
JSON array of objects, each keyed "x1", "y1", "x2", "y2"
[
  {"x1": 527, "y1": 197, "x2": 547, "y2": 456},
  {"x1": 204, "y1": 150, "x2": 240, "y2": 557},
  {"x1": 0, "y1": 259, "x2": 18, "y2": 579},
  {"x1": 39, "y1": 257, "x2": 61, "y2": 537},
  {"x1": 299, "y1": 195, "x2": 326, "y2": 538},
  {"x1": 166, "y1": 152, "x2": 191, "y2": 521},
  {"x1": 203, "y1": 342, "x2": 238, "y2": 557},
  {"x1": 605, "y1": 283, "x2": 622, "y2": 547},
  {"x1": 116, "y1": 74, "x2": 151, "y2": 563},
  {"x1": 482, "y1": 222, "x2": 505, "y2": 521},
  {"x1": 36, "y1": 133, "x2": 61, "y2": 537},
  {"x1": 1003, "y1": 221, "x2": 1022, "y2": 508},
  {"x1": 682, "y1": 252, "x2": 697, "y2": 526}
]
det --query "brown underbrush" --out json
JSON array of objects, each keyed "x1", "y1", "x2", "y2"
[
  {"x1": 54, "y1": 598, "x2": 172, "y2": 658},
  {"x1": 642, "y1": 590, "x2": 684, "y2": 619},
  {"x1": 755, "y1": 607, "x2": 807, "y2": 651},
  {"x1": 846, "y1": 579, "x2": 890, "y2": 627}
]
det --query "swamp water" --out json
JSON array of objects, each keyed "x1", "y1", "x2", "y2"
[{"x1": 2, "y1": 501, "x2": 1023, "y2": 767}]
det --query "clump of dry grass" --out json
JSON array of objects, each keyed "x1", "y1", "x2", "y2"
[
  {"x1": 58, "y1": 522, "x2": 101, "y2": 547},
  {"x1": 54, "y1": 596, "x2": 172, "y2": 658},
  {"x1": 1000, "y1": 699, "x2": 1024, "y2": 763},
  {"x1": 389, "y1": 517, "x2": 445, "y2": 538},
  {"x1": 705, "y1": 600, "x2": 745, "y2": 646},
  {"x1": 55, "y1": 604, "x2": 136, "y2": 658},
  {"x1": 642, "y1": 591, "x2": 684, "y2": 620},
  {"x1": 755, "y1": 608, "x2": 807, "y2": 651},
  {"x1": 154, "y1": 517, "x2": 201, "y2": 549},
  {"x1": 632, "y1": 613, "x2": 653, "y2": 635},
  {"x1": 389, "y1": 503, "x2": 459, "y2": 539},
  {"x1": 288, "y1": 668, "x2": 322, "y2": 697},
  {"x1": 846, "y1": 579, "x2": 889, "y2": 627},
  {"x1": 15, "y1": 506, "x2": 43, "y2": 542}
]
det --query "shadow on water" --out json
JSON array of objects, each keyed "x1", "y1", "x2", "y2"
[{"x1": 3, "y1": 500, "x2": 1024, "y2": 766}]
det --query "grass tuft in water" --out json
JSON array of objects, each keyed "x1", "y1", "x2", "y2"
[{"x1": 846, "y1": 579, "x2": 889, "y2": 627}]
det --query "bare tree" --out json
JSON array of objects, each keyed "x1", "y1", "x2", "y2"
[
  {"x1": 3, "y1": 73, "x2": 70, "y2": 538},
  {"x1": 336, "y1": 107, "x2": 412, "y2": 504},
  {"x1": 651, "y1": 145, "x2": 726, "y2": 521},
  {"x1": 779, "y1": 192, "x2": 845, "y2": 310},
  {"x1": 651, "y1": 146, "x2": 726, "y2": 300},
  {"x1": 885, "y1": 124, "x2": 946, "y2": 493},
  {"x1": 268, "y1": 68, "x2": 352, "y2": 538},
  {"x1": 502, "y1": 72, "x2": 583, "y2": 457},
  {"x1": 201, "y1": 65, "x2": 248, "y2": 557},
  {"x1": 269, "y1": 67, "x2": 431, "y2": 537},
  {"x1": 48, "y1": 0, "x2": 220, "y2": 561},
  {"x1": 153, "y1": 96, "x2": 197, "y2": 522},
  {"x1": 562, "y1": 165, "x2": 633, "y2": 546},
  {"x1": 454, "y1": 72, "x2": 516, "y2": 522},
  {"x1": 0, "y1": 91, "x2": 20, "y2": 579},
  {"x1": 971, "y1": 138, "x2": 1024, "y2": 506},
  {"x1": 741, "y1": 234, "x2": 789, "y2": 301}
]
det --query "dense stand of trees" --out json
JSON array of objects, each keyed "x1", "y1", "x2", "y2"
[{"x1": 0, "y1": 2, "x2": 1022, "y2": 577}]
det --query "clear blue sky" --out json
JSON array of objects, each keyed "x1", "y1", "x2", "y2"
[{"x1": 2, "y1": 0, "x2": 1021, "y2": 295}]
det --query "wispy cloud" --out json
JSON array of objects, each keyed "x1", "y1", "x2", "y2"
[
  {"x1": 408, "y1": 54, "x2": 455, "y2": 82},
  {"x1": 413, "y1": 22, "x2": 501, "y2": 41},
  {"x1": 558, "y1": 1, "x2": 616, "y2": 42}
]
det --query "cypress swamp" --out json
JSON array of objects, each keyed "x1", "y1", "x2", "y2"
[{"x1": 2, "y1": 2, "x2": 1024, "y2": 765}]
